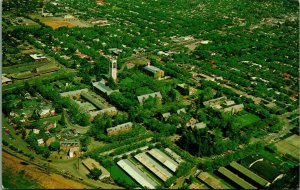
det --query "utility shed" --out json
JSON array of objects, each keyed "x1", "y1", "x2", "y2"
[
  {"x1": 197, "y1": 172, "x2": 230, "y2": 189},
  {"x1": 135, "y1": 153, "x2": 173, "y2": 182},
  {"x1": 148, "y1": 148, "x2": 178, "y2": 172},
  {"x1": 218, "y1": 167, "x2": 257, "y2": 189},
  {"x1": 117, "y1": 159, "x2": 157, "y2": 189},
  {"x1": 203, "y1": 96, "x2": 226, "y2": 107},
  {"x1": 230, "y1": 161, "x2": 270, "y2": 187}
]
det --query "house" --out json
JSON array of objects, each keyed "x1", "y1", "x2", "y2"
[
  {"x1": 177, "y1": 108, "x2": 186, "y2": 114},
  {"x1": 107, "y1": 122, "x2": 133, "y2": 136},
  {"x1": 75, "y1": 49, "x2": 92, "y2": 60},
  {"x1": 203, "y1": 96, "x2": 226, "y2": 107},
  {"x1": 193, "y1": 122, "x2": 207, "y2": 130},
  {"x1": 42, "y1": 12, "x2": 53, "y2": 17},
  {"x1": 108, "y1": 48, "x2": 122, "y2": 55},
  {"x1": 157, "y1": 51, "x2": 170, "y2": 56},
  {"x1": 82, "y1": 158, "x2": 110, "y2": 180},
  {"x1": 33, "y1": 129, "x2": 40, "y2": 134},
  {"x1": 37, "y1": 138, "x2": 44, "y2": 146},
  {"x1": 137, "y1": 92, "x2": 162, "y2": 105},
  {"x1": 46, "y1": 122, "x2": 57, "y2": 131},
  {"x1": 161, "y1": 112, "x2": 171, "y2": 121},
  {"x1": 45, "y1": 137, "x2": 55, "y2": 146},
  {"x1": 37, "y1": 106, "x2": 55, "y2": 118},
  {"x1": 2, "y1": 75, "x2": 12, "y2": 85},
  {"x1": 225, "y1": 100, "x2": 235, "y2": 107},
  {"x1": 92, "y1": 81, "x2": 118, "y2": 96},
  {"x1": 223, "y1": 104, "x2": 244, "y2": 114},
  {"x1": 96, "y1": 0, "x2": 106, "y2": 5},
  {"x1": 176, "y1": 83, "x2": 197, "y2": 96},
  {"x1": 64, "y1": 14, "x2": 74, "y2": 19},
  {"x1": 21, "y1": 109, "x2": 34, "y2": 119},
  {"x1": 186, "y1": 117, "x2": 198, "y2": 127},
  {"x1": 143, "y1": 64, "x2": 164, "y2": 79},
  {"x1": 91, "y1": 20, "x2": 109, "y2": 26},
  {"x1": 29, "y1": 54, "x2": 47, "y2": 62}
]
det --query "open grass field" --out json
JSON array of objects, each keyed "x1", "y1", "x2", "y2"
[
  {"x1": 236, "y1": 113, "x2": 260, "y2": 128},
  {"x1": 275, "y1": 135, "x2": 300, "y2": 161}
]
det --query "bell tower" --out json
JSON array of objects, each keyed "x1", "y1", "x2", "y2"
[{"x1": 109, "y1": 58, "x2": 117, "y2": 81}]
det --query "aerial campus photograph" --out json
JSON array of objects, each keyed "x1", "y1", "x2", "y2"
[{"x1": 1, "y1": 0, "x2": 299, "y2": 189}]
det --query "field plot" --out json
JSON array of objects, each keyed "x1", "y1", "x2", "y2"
[
  {"x1": 275, "y1": 135, "x2": 300, "y2": 161},
  {"x1": 229, "y1": 161, "x2": 270, "y2": 187},
  {"x1": 218, "y1": 167, "x2": 257, "y2": 189},
  {"x1": 197, "y1": 172, "x2": 231, "y2": 189}
]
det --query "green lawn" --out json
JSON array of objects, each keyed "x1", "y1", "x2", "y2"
[
  {"x1": 107, "y1": 163, "x2": 139, "y2": 188},
  {"x1": 236, "y1": 113, "x2": 260, "y2": 128},
  {"x1": 3, "y1": 167, "x2": 41, "y2": 189}
]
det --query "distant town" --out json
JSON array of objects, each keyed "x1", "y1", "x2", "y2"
[{"x1": 2, "y1": 0, "x2": 299, "y2": 189}]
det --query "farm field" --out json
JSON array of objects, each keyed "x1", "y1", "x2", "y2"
[
  {"x1": 275, "y1": 135, "x2": 300, "y2": 161},
  {"x1": 2, "y1": 151, "x2": 91, "y2": 189}
]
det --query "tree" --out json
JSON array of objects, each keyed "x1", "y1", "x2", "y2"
[
  {"x1": 49, "y1": 141, "x2": 60, "y2": 151},
  {"x1": 176, "y1": 162, "x2": 192, "y2": 177},
  {"x1": 88, "y1": 168, "x2": 102, "y2": 180}
]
